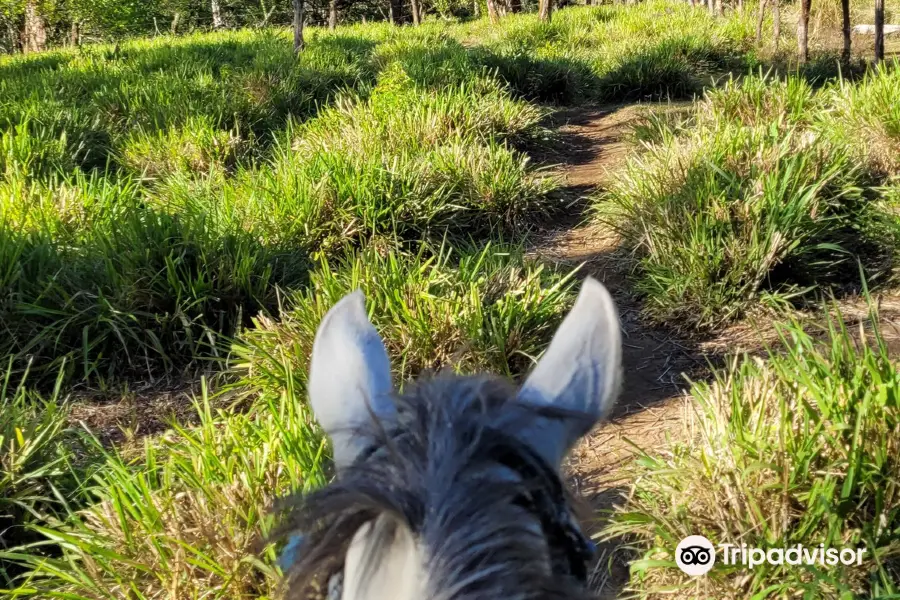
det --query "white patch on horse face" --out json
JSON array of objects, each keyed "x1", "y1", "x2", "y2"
[{"x1": 342, "y1": 516, "x2": 425, "y2": 600}]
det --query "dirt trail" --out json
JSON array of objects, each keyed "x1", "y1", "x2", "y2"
[
  {"x1": 527, "y1": 104, "x2": 703, "y2": 597},
  {"x1": 530, "y1": 103, "x2": 700, "y2": 462}
]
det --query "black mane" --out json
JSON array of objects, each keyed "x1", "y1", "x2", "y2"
[{"x1": 275, "y1": 373, "x2": 597, "y2": 600}]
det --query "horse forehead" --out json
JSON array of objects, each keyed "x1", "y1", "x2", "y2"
[{"x1": 341, "y1": 516, "x2": 425, "y2": 600}]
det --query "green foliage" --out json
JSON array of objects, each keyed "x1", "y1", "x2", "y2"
[
  {"x1": 233, "y1": 242, "x2": 577, "y2": 394},
  {"x1": 0, "y1": 26, "x2": 559, "y2": 383},
  {"x1": 0, "y1": 362, "x2": 86, "y2": 586},
  {"x1": 600, "y1": 70, "x2": 900, "y2": 331},
  {"x1": 819, "y1": 63, "x2": 900, "y2": 177},
  {"x1": 2, "y1": 7, "x2": 900, "y2": 600},
  {"x1": 605, "y1": 308, "x2": 900, "y2": 598},
  {"x1": 1, "y1": 243, "x2": 575, "y2": 597},
  {"x1": 2, "y1": 380, "x2": 328, "y2": 597},
  {"x1": 469, "y1": 2, "x2": 758, "y2": 103}
]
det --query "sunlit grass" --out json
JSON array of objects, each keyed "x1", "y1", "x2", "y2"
[
  {"x1": 605, "y1": 304, "x2": 900, "y2": 598},
  {"x1": 600, "y1": 68, "x2": 900, "y2": 332}
]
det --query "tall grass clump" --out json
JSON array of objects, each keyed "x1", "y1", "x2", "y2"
[
  {"x1": 0, "y1": 29, "x2": 379, "y2": 179},
  {"x1": 232, "y1": 242, "x2": 577, "y2": 396},
  {"x1": 468, "y1": 2, "x2": 757, "y2": 103},
  {"x1": 2, "y1": 381, "x2": 328, "y2": 598},
  {"x1": 0, "y1": 170, "x2": 307, "y2": 383},
  {"x1": 819, "y1": 62, "x2": 900, "y2": 178},
  {"x1": 0, "y1": 363, "x2": 86, "y2": 585},
  {"x1": 601, "y1": 72, "x2": 898, "y2": 331},
  {"x1": 605, "y1": 307, "x2": 900, "y2": 598},
  {"x1": 0, "y1": 30, "x2": 558, "y2": 383},
  {"x1": 3, "y1": 245, "x2": 577, "y2": 597},
  {"x1": 207, "y1": 68, "x2": 556, "y2": 257}
]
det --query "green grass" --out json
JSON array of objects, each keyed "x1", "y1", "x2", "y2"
[
  {"x1": 5, "y1": 5, "x2": 900, "y2": 598},
  {"x1": 467, "y1": 2, "x2": 759, "y2": 103},
  {"x1": 600, "y1": 67, "x2": 900, "y2": 332},
  {"x1": 2, "y1": 380, "x2": 328, "y2": 598},
  {"x1": 604, "y1": 305, "x2": 900, "y2": 598},
  {"x1": 0, "y1": 244, "x2": 575, "y2": 597},
  {"x1": 0, "y1": 362, "x2": 90, "y2": 586},
  {"x1": 819, "y1": 65, "x2": 900, "y2": 178},
  {"x1": 0, "y1": 3, "x2": 763, "y2": 384},
  {"x1": 0, "y1": 46, "x2": 554, "y2": 385},
  {"x1": 233, "y1": 242, "x2": 577, "y2": 393}
]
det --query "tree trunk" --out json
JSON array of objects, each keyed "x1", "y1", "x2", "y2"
[
  {"x1": 773, "y1": 0, "x2": 780, "y2": 44},
  {"x1": 875, "y1": 0, "x2": 885, "y2": 61},
  {"x1": 538, "y1": 0, "x2": 552, "y2": 21},
  {"x1": 410, "y1": 0, "x2": 421, "y2": 24},
  {"x1": 841, "y1": 0, "x2": 851, "y2": 61},
  {"x1": 211, "y1": 0, "x2": 224, "y2": 28},
  {"x1": 69, "y1": 19, "x2": 80, "y2": 46},
  {"x1": 293, "y1": 0, "x2": 304, "y2": 53},
  {"x1": 756, "y1": 0, "x2": 769, "y2": 42},
  {"x1": 328, "y1": 0, "x2": 338, "y2": 28},
  {"x1": 486, "y1": 0, "x2": 501, "y2": 21},
  {"x1": 707, "y1": 0, "x2": 715, "y2": 16},
  {"x1": 717, "y1": 0, "x2": 724, "y2": 16},
  {"x1": 473, "y1": 0, "x2": 479, "y2": 16},
  {"x1": 389, "y1": 0, "x2": 403, "y2": 23},
  {"x1": 797, "y1": 0, "x2": 810, "y2": 63},
  {"x1": 23, "y1": 0, "x2": 47, "y2": 53},
  {"x1": 171, "y1": 12, "x2": 181, "y2": 33}
]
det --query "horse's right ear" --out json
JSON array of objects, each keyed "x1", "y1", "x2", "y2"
[
  {"x1": 309, "y1": 290, "x2": 395, "y2": 470},
  {"x1": 514, "y1": 277, "x2": 622, "y2": 468}
]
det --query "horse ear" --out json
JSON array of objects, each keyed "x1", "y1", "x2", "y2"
[
  {"x1": 309, "y1": 290, "x2": 395, "y2": 470},
  {"x1": 515, "y1": 277, "x2": 622, "y2": 468}
]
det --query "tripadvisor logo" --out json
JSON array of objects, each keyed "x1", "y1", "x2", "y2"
[
  {"x1": 675, "y1": 536, "x2": 868, "y2": 577},
  {"x1": 675, "y1": 535, "x2": 716, "y2": 576}
]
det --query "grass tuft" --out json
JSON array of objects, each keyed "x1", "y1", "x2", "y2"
[
  {"x1": 600, "y1": 70, "x2": 900, "y2": 331},
  {"x1": 605, "y1": 306, "x2": 900, "y2": 598}
]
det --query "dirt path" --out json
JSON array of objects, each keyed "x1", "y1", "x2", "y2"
[
  {"x1": 528, "y1": 103, "x2": 704, "y2": 597},
  {"x1": 530, "y1": 103, "x2": 701, "y2": 453}
]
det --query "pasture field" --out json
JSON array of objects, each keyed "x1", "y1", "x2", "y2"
[{"x1": 1, "y1": 2, "x2": 900, "y2": 598}]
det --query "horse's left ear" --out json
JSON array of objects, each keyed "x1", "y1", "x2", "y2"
[
  {"x1": 515, "y1": 277, "x2": 622, "y2": 468},
  {"x1": 309, "y1": 290, "x2": 396, "y2": 470}
]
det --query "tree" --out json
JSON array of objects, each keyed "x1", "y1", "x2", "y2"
[
  {"x1": 211, "y1": 0, "x2": 223, "y2": 27},
  {"x1": 292, "y1": 0, "x2": 303, "y2": 52},
  {"x1": 389, "y1": 0, "x2": 402, "y2": 23},
  {"x1": 328, "y1": 0, "x2": 336, "y2": 27},
  {"x1": 797, "y1": 0, "x2": 810, "y2": 62},
  {"x1": 409, "y1": 0, "x2": 419, "y2": 23},
  {"x1": 773, "y1": 0, "x2": 780, "y2": 45},
  {"x1": 841, "y1": 0, "x2": 850, "y2": 61},
  {"x1": 486, "y1": 0, "x2": 502, "y2": 22},
  {"x1": 23, "y1": 0, "x2": 47, "y2": 52},
  {"x1": 874, "y1": 0, "x2": 884, "y2": 61},
  {"x1": 538, "y1": 0, "x2": 550, "y2": 21},
  {"x1": 755, "y1": 0, "x2": 768, "y2": 42}
]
